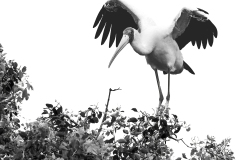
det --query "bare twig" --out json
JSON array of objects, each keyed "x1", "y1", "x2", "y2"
[
  {"x1": 178, "y1": 138, "x2": 193, "y2": 148},
  {"x1": 96, "y1": 88, "x2": 121, "y2": 138},
  {"x1": 110, "y1": 88, "x2": 121, "y2": 92}
]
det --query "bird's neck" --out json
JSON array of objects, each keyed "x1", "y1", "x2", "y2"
[{"x1": 130, "y1": 30, "x2": 154, "y2": 56}]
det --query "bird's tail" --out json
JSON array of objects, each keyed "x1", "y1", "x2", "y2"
[
  {"x1": 183, "y1": 61, "x2": 195, "y2": 74},
  {"x1": 162, "y1": 61, "x2": 195, "y2": 75}
]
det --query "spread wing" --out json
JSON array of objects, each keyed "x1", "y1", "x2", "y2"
[
  {"x1": 93, "y1": 0, "x2": 139, "y2": 48},
  {"x1": 172, "y1": 8, "x2": 218, "y2": 50}
]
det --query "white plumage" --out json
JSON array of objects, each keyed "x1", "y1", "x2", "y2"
[{"x1": 93, "y1": 0, "x2": 218, "y2": 113}]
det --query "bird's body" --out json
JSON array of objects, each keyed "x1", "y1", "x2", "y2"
[
  {"x1": 131, "y1": 26, "x2": 182, "y2": 72},
  {"x1": 145, "y1": 35, "x2": 183, "y2": 74},
  {"x1": 93, "y1": 0, "x2": 218, "y2": 113}
]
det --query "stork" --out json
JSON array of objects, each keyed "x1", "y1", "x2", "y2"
[{"x1": 93, "y1": 0, "x2": 218, "y2": 114}]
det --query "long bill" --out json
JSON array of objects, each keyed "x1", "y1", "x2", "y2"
[{"x1": 108, "y1": 35, "x2": 130, "y2": 68}]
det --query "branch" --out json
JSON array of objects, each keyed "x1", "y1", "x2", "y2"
[
  {"x1": 64, "y1": 114, "x2": 79, "y2": 127},
  {"x1": 96, "y1": 88, "x2": 121, "y2": 138},
  {"x1": 110, "y1": 88, "x2": 121, "y2": 92},
  {"x1": 177, "y1": 138, "x2": 193, "y2": 148}
]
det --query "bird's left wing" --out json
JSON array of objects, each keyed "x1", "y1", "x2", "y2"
[
  {"x1": 93, "y1": 0, "x2": 139, "y2": 48},
  {"x1": 172, "y1": 8, "x2": 218, "y2": 50}
]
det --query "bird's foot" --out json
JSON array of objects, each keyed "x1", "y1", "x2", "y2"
[
  {"x1": 165, "y1": 100, "x2": 169, "y2": 108},
  {"x1": 164, "y1": 101, "x2": 170, "y2": 116}
]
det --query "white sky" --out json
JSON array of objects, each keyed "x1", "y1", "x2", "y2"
[{"x1": 0, "y1": 0, "x2": 239, "y2": 159}]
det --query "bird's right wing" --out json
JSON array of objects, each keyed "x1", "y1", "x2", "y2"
[
  {"x1": 172, "y1": 8, "x2": 218, "y2": 50},
  {"x1": 93, "y1": 0, "x2": 140, "y2": 48}
]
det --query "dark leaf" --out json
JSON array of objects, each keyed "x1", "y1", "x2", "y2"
[
  {"x1": 138, "y1": 116, "x2": 144, "y2": 121},
  {"x1": 89, "y1": 118, "x2": 95, "y2": 123},
  {"x1": 53, "y1": 108, "x2": 58, "y2": 115},
  {"x1": 18, "y1": 71, "x2": 23, "y2": 79},
  {"x1": 207, "y1": 135, "x2": 214, "y2": 141},
  {"x1": 12, "y1": 118, "x2": 20, "y2": 123},
  {"x1": 42, "y1": 110, "x2": 48, "y2": 114},
  {"x1": 182, "y1": 153, "x2": 187, "y2": 159},
  {"x1": 148, "y1": 116, "x2": 155, "y2": 120},
  {"x1": 190, "y1": 148, "x2": 197, "y2": 156},
  {"x1": 8, "y1": 68, "x2": 14, "y2": 74},
  {"x1": 14, "y1": 122, "x2": 20, "y2": 128},
  {"x1": 172, "y1": 114, "x2": 178, "y2": 119},
  {"x1": 22, "y1": 66, "x2": 27, "y2": 73},
  {"x1": 75, "y1": 133, "x2": 80, "y2": 137},
  {"x1": 205, "y1": 144, "x2": 214, "y2": 149},
  {"x1": 113, "y1": 155, "x2": 119, "y2": 160},
  {"x1": 104, "y1": 137, "x2": 114, "y2": 143},
  {"x1": 22, "y1": 88, "x2": 28, "y2": 100},
  {"x1": 0, "y1": 128, "x2": 4, "y2": 135},
  {"x1": 160, "y1": 120, "x2": 167, "y2": 127},
  {"x1": 123, "y1": 129, "x2": 129, "y2": 134},
  {"x1": 164, "y1": 114, "x2": 169, "y2": 119},
  {"x1": 130, "y1": 126, "x2": 136, "y2": 132},
  {"x1": 131, "y1": 108, "x2": 138, "y2": 112},
  {"x1": 57, "y1": 106, "x2": 63, "y2": 114},
  {"x1": 98, "y1": 111, "x2": 102, "y2": 119},
  {"x1": 131, "y1": 146, "x2": 138, "y2": 153},
  {"x1": 140, "y1": 147, "x2": 148, "y2": 154},
  {"x1": 56, "y1": 131, "x2": 66, "y2": 137},
  {"x1": 156, "y1": 148, "x2": 161, "y2": 154},
  {"x1": 46, "y1": 103, "x2": 53, "y2": 108},
  {"x1": 105, "y1": 131, "x2": 110, "y2": 136},
  {"x1": 92, "y1": 111, "x2": 96, "y2": 117},
  {"x1": 80, "y1": 112, "x2": 85, "y2": 117},
  {"x1": 82, "y1": 133, "x2": 88, "y2": 140},
  {"x1": 134, "y1": 153, "x2": 140, "y2": 160},
  {"x1": 152, "y1": 117, "x2": 159, "y2": 122},
  {"x1": 12, "y1": 62, "x2": 18, "y2": 69},
  {"x1": 110, "y1": 115, "x2": 116, "y2": 125},
  {"x1": 113, "y1": 150, "x2": 118, "y2": 155},
  {"x1": 56, "y1": 119, "x2": 62, "y2": 125},
  {"x1": 174, "y1": 126, "x2": 181, "y2": 133},
  {"x1": 19, "y1": 131, "x2": 28, "y2": 140},
  {"x1": 117, "y1": 139, "x2": 127, "y2": 143},
  {"x1": 92, "y1": 117, "x2": 99, "y2": 123},
  {"x1": 127, "y1": 117, "x2": 138, "y2": 123}
]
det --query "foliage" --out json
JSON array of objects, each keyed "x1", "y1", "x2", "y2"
[
  {"x1": 0, "y1": 44, "x2": 235, "y2": 160},
  {"x1": 0, "y1": 44, "x2": 33, "y2": 159}
]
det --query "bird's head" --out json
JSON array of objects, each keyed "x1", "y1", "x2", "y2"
[{"x1": 108, "y1": 27, "x2": 135, "y2": 68}]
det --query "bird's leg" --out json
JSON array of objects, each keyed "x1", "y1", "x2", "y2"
[
  {"x1": 155, "y1": 70, "x2": 164, "y2": 116},
  {"x1": 165, "y1": 70, "x2": 170, "y2": 108}
]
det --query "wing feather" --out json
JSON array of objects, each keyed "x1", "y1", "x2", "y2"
[
  {"x1": 93, "y1": 1, "x2": 138, "y2": 48},
  {"x1": 102, "y1": 20, "x2": 111, "y2": 45},
  {"x1": 95, "y1": 11, "x2": 107, "y2": 39},
  {"x1": 93, "y1": 6, "x2": 105, "y2": 28},
  {"x1": 172, "y1": 8, "x2": 218, "y2": 50}
]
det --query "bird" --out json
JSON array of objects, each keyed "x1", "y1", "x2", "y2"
[{"x1": 93, "y1": 0, "x2": 218, "y2": 114}]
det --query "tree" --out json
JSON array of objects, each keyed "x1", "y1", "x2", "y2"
[{"x1": 0, "y1": 44, "x2": 235, "y2": 160}]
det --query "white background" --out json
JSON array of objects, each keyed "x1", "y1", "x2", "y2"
[{"x1": 0, "y1": 0, "x2": 239, "y2": 159}]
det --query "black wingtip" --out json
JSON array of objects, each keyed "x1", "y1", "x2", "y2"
[
  {"x1": 214, "y1": 26, "x2": 218, "y2": 38},
  {"x1": 93, "y1": 6, "x2": 105, "y2": 28},
  {"x1": 184, "y1": 61, "x2": 195, "y2": 75},
  {"x1": 197, "y1": 8, "x2": 209, "y2": 14}
]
